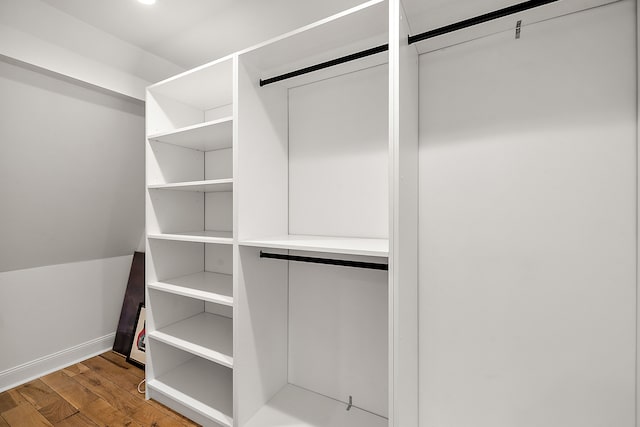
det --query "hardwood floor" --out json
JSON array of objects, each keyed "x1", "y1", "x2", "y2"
[{"x1": 0, "y1": 352, "x2": 200, "y2": 427}]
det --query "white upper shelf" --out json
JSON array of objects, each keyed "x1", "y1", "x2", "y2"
[
  {"x1": 240, "y1": 235, "x2": 388, "y2": 258},
  {"x1": 147, "y1": 117, "x2": 233, "y2": 152},
  {"x1": 148, "y1": 231, "x2": 233, "y2": 244},
  {"x1": 148, "y1": 179, "x2": 233, "y2": 193},
  {"x1": 147, "y1": 56, "x2": 233, "y2": 111},
  {"x1": 240, "y1": 0, "x2": 388, "y2": 85}
]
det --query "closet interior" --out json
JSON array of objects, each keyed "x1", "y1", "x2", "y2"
[{"x1": 145, "y1": 0, "x2": 637, "y2": 426}]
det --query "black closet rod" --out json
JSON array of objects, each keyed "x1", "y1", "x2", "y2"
[
  {"x1": 408, "y1": 0, "x2": 559, "y2": 44},
  {"x1": 260, "y1": 251, "x2": 389, "y2": 271},
  {"x1": 259, "y1": 0, "x2": 557, "y2": 86},
  {"x1": 259, "y1": 43, "x2": 388, "y2": 87}
]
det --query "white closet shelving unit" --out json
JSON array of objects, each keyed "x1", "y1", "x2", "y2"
[
  {"x1": 145, "y1": 1, "x2": 415, "y2": 426},
  {"x1": 145, "y1": 55, "x2": 236, "y2": 427},
  {"x1": 234, "y1": 0, "x2": 391, "y2": 426},
  {"x1": 145, "y1": 0, "x2": 636, "y2": 426}
]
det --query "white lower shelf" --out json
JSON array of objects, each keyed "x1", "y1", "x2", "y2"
[
  {"x1": 148, "y1": 231, "x2": 233, "y2": 244},
  {"x1": 147, "y1": 117, "x2": 233, "y2": 152},
  {"x1": 148, "y1": 357, "x2": 233, "y2": 427},
  {"x1": 244, "y1": 384, "x2": 387, "y2": 427},
  {"x1": 149, "y1": 313, "x2": 233, "y2": 368},
  {"x1": 148, "y1": 271, "x2": 233, "y2": 306},
  {"x1": 148, "y1": 179, "x2": 233, "y2": 192},
  {"x1": 239, "y1": 235, "x2": 389, "y2": 257}
]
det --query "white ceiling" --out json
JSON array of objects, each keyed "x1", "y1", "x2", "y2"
[
  {"x1": 39, "y1": 0, "x2": 370, "y2": 70},
  {"x1": 33, "y1": 0, "x2": 530, "y2": 71},
  {"x1": 40, "y1": 0, "x2": 238, "y2": 50}
]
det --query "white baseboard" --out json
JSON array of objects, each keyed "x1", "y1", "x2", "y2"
[{"x1": 0, "y1": 333, "x2": 115, "y2": 392}]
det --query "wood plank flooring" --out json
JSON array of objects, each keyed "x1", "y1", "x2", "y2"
[{"x1": 0, "y1": 352, "x2": 200, "y2": 427}]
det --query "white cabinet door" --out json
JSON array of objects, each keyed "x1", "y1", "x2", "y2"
[{"x1": 418, "y1": 1, "x2": 637, "y2": 426}]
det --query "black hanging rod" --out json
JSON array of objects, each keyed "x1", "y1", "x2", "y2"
[
  {"x1": 259, "y1": 43, "x2": 388, "y2": 87},
  {"x1": 408, "y1": 0, "x2": 559, "y2": 45},
  {"x1": 260, "y1": 251, "x2": 388, "y2": 271},
  {"x1": 259, "y1": 0, "x2": 558, "y2": 86}
]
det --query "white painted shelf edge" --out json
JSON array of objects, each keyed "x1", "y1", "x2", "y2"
[
  {"x1": 148, "y1": 231, "x2": 233, "y2": 244},
  {"x1": 148, "y1": 54, "x2": 234, "y2": 91},
  {"x1": 147, "y1": 358, "x2": 233, "y2": 427},
  {"x1": 149, "y1": 313, "x2": 233, "y2": 368},
  {"x1": 244, "y1": 384, "x2": 388, "y2": 427},
  {"x1": 239, "y1": 235, "x2": 389, "y2": 257},
  {"x1": 147, "y1": 116, "x2": 233, "y2": 140},
  {"x1": 148, "y1": 271, "x2": 233, "y2": 306},
  {"x1": 148, "y1": 179, "x2": 233, "y2": 192}
]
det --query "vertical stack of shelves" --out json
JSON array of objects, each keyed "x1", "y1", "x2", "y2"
[{"x1": 145, "y1": 56, "x2": 236, "y2": 427}]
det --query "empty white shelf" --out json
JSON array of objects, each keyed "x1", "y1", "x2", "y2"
[
  {"x1": 148, "y1": 57, "x2": 233, "y2": 112},
  {"x1": 147, "y1": 117, "x2": 233, "y2": 152},
  {"x1": 148, "y1": 272, "x2": 233, "y2": 306},
  {"x1": 149, "y1": 313, "x2": 233, "y2": 368},
  {"x1": 148, "y1": 357, "x2": 233, "y2": 427},
  {"x1": 240, "y1": 235, "x2": 388, "y2": 257},
  {"x1": 148, "y1": 179, "x2": 233, "y2": 193},
  {"x1": 244, "y1": 384, "x2": 387, "y2": 427},
  {"x1": 148, "y1": 231, "x2": 233, "y2": 244}
]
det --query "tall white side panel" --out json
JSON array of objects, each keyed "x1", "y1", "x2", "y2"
[
  {"x1": 288, "y1": 64, "x2": 389, "y2": 239},
  {"x1": 418, "y1": 2, "x2": 636, "y2": 426},
  {"x1": 235, "y1": 246, "x2": 288, "y2": 426},
  {"x1": 236, "y1": 57, "x2": 288, "y2": 241},
  {"x1": 390, "y1": 0, "x2": 419, "y2": 426},
  {"x1": 637, "y1": 1, "x2": 640, "y2": 422}
]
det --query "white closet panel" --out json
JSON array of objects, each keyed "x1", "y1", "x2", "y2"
[
  {"x1": 288, "y1": 252, "x2": 389, "y2": 417},
  {"x1": 418, "y1": 2, "x2": 636, "y2": 427},
  {"x1": 288, "y1": 64, "x2": 389, "y2": 239},
  {"x1": 205, "y1": 148, "x2": 233, "y2": 180}
]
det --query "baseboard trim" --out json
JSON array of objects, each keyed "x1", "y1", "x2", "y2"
[{"x1": 0, "y1": 333, "x2": 115, "y2": 392}]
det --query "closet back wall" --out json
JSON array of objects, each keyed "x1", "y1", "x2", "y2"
[
  {"x1": 417, "y1": 1, "x2": 636, "y2": 426},
  {"x1": 0, "y1": 57, "x2": 145, "y2": 389}
]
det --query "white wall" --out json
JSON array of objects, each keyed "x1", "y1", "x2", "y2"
[
  {"x1": 0, "y1": 52, "x2": 145, "y2": 389},
  {"x1": 418, "y1": 1, "x2": 636, "y2": 426},
  {"x1": 0, "y1": 0, "x2": 184, "y2": 100},
  {"x1": 0, "y1": 256, "x2": 132, "y2": 391},
  {"x1": 0, "y1": 57, "x2": 145, "y2": 272}
]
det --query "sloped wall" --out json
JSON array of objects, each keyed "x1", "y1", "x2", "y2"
[{"x1": 0, "y1": 55, "x2": 145, "y2": 389}]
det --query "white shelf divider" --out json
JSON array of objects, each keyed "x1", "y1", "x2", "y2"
[
  {"x1": 148, "y1": 272, "x2": 233, "y2": 306},
  {"x1": 244, "y1": 384, "x2": 387, "y2": 427},
  {"x1": 147, "y1": 357, "x2": 233, "y2": 427},
  {"x1": 149, "y1": 313, "x2": 233, "y2": 368},
  {"x1": 147, "y1": 117, "x2": 233, "y2": 152},
  {"x1": 240, "y1": 235, "x2": 389, "y2": 257},
  {"x1": 148, "y1": 231, "x2": 233, "y2": 244},
  {"x1": 148, "y1": 179, "x2": 233, "y2": 193}
]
